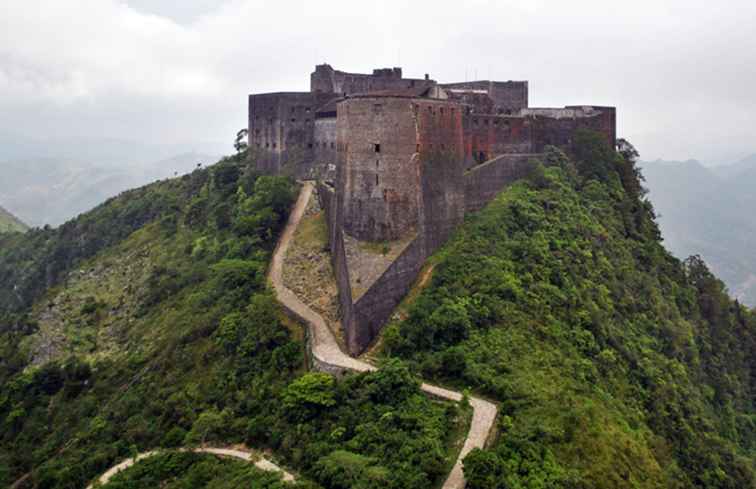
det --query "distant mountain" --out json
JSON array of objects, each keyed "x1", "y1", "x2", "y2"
[
  {"x1": 0, "y1": 132, "x2": 227, "y2": 167},
  {"x1": 0, "y1": 205, "x2": 27, "y2": 233},
  {"x1": 0, "y1": 152, "x2": 219, "y2": 227},
  {"x1": 642, "y1": 158, "x2": 756, "y2": 306},
  {"x1": 712, "y1": 153, "x2": 756, "y2": 180}
]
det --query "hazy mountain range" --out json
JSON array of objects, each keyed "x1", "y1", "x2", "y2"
[
  {"x1": 0, "y1": 143, "x2": 223, "y2": 227},
  {"x1": 642, "y1": 155, "x2": 756, "y2": 307}
]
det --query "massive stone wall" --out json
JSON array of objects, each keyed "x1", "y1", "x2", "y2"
[
  {"x1": 461, "y1": 114, "x2": 533, "y2": 167},
  {"x1": 253, "y1": 64, "x2": 618, "y2": 356},
  {"x1": 525, "y1": 106, "x2": 617, "y2": 153},
  {"x1": 337, "y1": 97, "x2": 422, "y2": 242},
  {"x1": 414, "y1": 100, "x2": 467, "y2": 253},
  {"x1": 337, "y1": 96, "x2": 467, "y2": 243},
  {"x1": 350, "y1": 236, "x2": 425, "y2": 354},
  {"x1": 334, "y1": 152, "x2": 542, "y2": 355},
  {"x1": 442, "y1": 80, "x2": 529, "y2": 113},
  {"x1": 312, "y1": 117, "x2": 337, "y2": 179},
  {"x1": 311, "y1": 64, "x2": 434, "y2": 95},
  {"x1": 464, "y1": 154, "x2": 537, "y2": 213},
  {"x1": 317, "y1": 182, "x2": 357, "y2": 351},
  {"x1": 248, "y1": 92, "x2": 333, "y2": 177}
]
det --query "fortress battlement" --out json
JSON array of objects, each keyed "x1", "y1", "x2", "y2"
[{"x1": 249, "y1": 64, "x2": 617, "y2": 354}]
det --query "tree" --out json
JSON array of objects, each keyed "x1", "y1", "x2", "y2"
[
  {"x1": 572, "y1": 129, "x2": 617, "y2": 184},
  {"x1": 615, "y1": 138, "x2": 646, "y2": 198},
  {"x1": 234, "y1": 128, "x2": 249, "y2": 154},
  {"x1": 283, "y1": 373, "x2": 336, "y2": 417},
  {"x1": 187, "y1": 409, "x2": 228, "y2": 446}
]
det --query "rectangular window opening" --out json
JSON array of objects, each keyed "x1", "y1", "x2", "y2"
[{"x1": 374, "y1": 143, "x2": 381, "y2": 153}]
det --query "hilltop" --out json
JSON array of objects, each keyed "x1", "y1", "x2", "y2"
[
  {"x1": 0, "y1": 136, "x2": 753, "y2": 489},
  {"x1": 384, "y1": 146, "x2": 755, "y2": 488},
  {"x1": 0, "y1": 153, "x2": 467, "y2": 489}
]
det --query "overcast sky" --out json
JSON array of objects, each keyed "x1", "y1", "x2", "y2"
[{"x1": 1, "y1": 0, "x2": 755, "y2": 164}]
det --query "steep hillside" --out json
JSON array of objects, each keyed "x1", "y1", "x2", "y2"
[
  {"x1": 642, "y1": 159, "x2": 756, "y2": 306},
  {"x1": 99, "y1": 452, "x2": 304, "y2": 488},
  {"x1": 385, "y1": 142, "x2": 755, "y2": 488},
  {"x1": 0, "y1": 156, "x2": 464, "y2": 489},
  {"x1": 0, "y1": 205, "x2": 27, "y2": 234}
]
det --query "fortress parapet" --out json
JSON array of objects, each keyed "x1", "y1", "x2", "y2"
[{"x1": 249, "y1": 64, "x2": 617, "y2": 355}]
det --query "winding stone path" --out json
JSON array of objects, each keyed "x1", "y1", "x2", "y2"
[
  {"x1": 86, "y1": 447, "x2": 294, "y2": 488},
  {"x1": 269, "y1": 181, "x2": 498, "y2": 489}
]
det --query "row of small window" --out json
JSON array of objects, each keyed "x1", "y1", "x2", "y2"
[
  {"x1": 253, "y1": 141, "x2": 335, "y2": 150},
  {"x1": 253, "y1": 106, "x2": 312, "y2": 116},
  {"x1": 253, "y1": 118, "x2": 312, "y2": 126},
  {"x1": 414, "y1": 104, "x2": 456, "y2": 116},
  {"x1": 309, "y1": 141, "x2": 336, "y2": 149},
  {"x1": 472, "y1": 118, "x2": 512, "y2": 127}
]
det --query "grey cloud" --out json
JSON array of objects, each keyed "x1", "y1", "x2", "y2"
[{"x1": 2, "y1": 0, "x2": 756, "y2": 164}]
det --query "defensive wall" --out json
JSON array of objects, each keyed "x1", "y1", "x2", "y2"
[
  {"x1": 251, "y1": 64, "x2": 617, "y2": 355},
  {"x1": 319, "y1": 148, "x2": 543, "y2": 354}
]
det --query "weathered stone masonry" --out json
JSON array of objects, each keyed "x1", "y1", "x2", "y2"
[{"x1": 251, "y1": 64, "x2": 617, "y2": 355}]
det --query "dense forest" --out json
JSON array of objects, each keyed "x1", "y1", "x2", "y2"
[
  {"x1": 1, "y1": 133, "x2": 753, "y2": 488},
  {"x1": 384, "y1": 134, "x2": 756, "y2": 488},
  {"x1": 0, "y1": 153, "x2": 464, "y2": 488}
]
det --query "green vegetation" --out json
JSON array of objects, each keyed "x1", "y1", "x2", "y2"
[
  {"x1": 0, "y1": 152, "x2": 462, "y2": 489},
  {"x1": 0, "y1": 205, "x2": 27, "y2": 234},
  {"x1": 385, "y1": 134, "x2": 755, "y2": 489},
  {"x1": 100, "y1": 451, "x2": 309, "y2": 488}
]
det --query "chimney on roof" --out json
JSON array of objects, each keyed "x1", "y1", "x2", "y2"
[{"x1": 424, "y1": 74, "x2": 429, "y2": 81}]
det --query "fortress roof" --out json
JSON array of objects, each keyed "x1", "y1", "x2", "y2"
[{"x1": 347, "y1": 85, "x2": 438, "y2": 99}]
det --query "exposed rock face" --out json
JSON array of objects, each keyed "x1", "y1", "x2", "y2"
[{"x1": 28, "y1": 243, "x2": 154, "y2": 366}]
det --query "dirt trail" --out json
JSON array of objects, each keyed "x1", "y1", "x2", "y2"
[
  {"x1": 86, "y1": 447, "x2": 294, "y2": 488},
  {"x1": 270, "y1": 181, "x2": 498, "y2": 489}
]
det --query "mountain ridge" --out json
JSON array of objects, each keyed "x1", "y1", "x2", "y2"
[
  {"x1": 641, "y1": 158, "x2": 756, "y2": 306},
  {"x1": 0, "y1": 152, "x2": 220, "y2": 227},
  {"x1": 0, "y1": 141, "x2": 753, "y2": 488},
  {"x1": 0, "y1": 205, "x2": 27, "y2": 234}
]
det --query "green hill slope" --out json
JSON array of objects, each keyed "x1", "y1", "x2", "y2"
[
  {"x1": 384, "y1": 140, "x2": 755, "y2": 488},
  {"x1": 0, "y1": 205, "x2": 27, "y2": 234},
  {"x1": 0, "y1": 156, "x2": 463, "y2": 489}
]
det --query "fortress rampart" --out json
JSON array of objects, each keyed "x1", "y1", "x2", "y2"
[{"x1": 250, "y1": 64, "x2": 617, "y2": 354}]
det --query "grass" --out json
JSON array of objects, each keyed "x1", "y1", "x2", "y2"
[
  {"x1": 358, "y1": 240, "x2": 392, "y2": 256},
  {"x1": 292, "y1": 210, "x2": 327, "y2": 251}
]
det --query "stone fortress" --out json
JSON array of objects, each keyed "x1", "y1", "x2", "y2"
[{"x1": 250, "y1": 64, "x2": 616, "y2": 355}]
